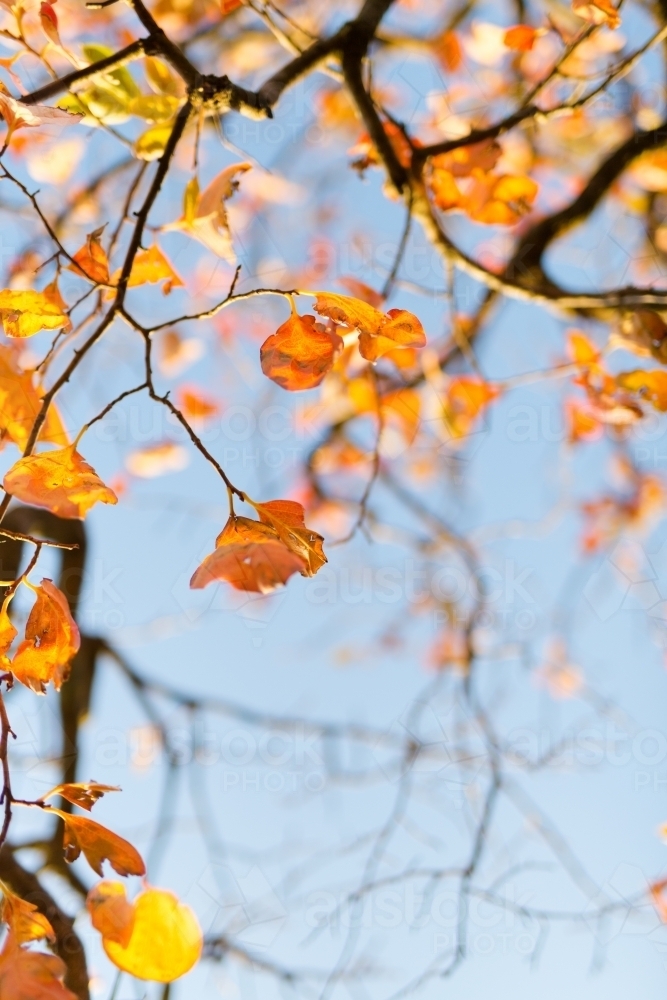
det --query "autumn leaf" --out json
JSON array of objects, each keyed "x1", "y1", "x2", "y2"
[
  {"x1": 167, "y1": 162, "x2": 251, "y2": 262},
  {"x1": 0, "y1": 289, "x2": 67, "y2": 338},
  {"x1": 87, "y1": 880, "x2": 135, "y2": 947},
  {"x1": 0, "y1": 931, "x2": 76, "y2": 1000},
  {"x1": 88, "y1": 882, "x2": 202, "y2": 982},
  {"x1": 3, "y1": 445, "x2": 118, "y2": 519},
  {"x1": 67, "y1": 226, "x2": 109, "y2": 284},
  {"x1": 0, "y1": 344, "x2": 68, "y2": 451},
  {"x1": 39, "y1": 1, "x2": 61, "y2": 46},
  {"x1": 465, "y1": 171, "x2": 539, "y2": 225},
  {"x1": 572, "y1": 0, "x2": 620, "y2": 28},
  {"x1": 568, "y1": 330, "x2": 600, "y2": 366},
  {"x1": 504, "y1": 25, "x2": 537, "y2": 51},
  {"x1": 0, "y1": 882, "x2": 54, "y2": 943},
  {"x1": 0, "y1": 606, "x2": 17, "y2": 661},
  {"x1": 190, "y1": 515, "x2": 307, "y2": 593},
  {"x1": 55, "y1": 810, "x2": 146, "y2": 877},
  {"x1": 433, "y1": 29, "x2": 462, "y2": 71},
  {"x1": 431, "y1": 140, "x2": 502, "y2": 178},
  {"x1": 125, "y1": 440, "x2": 189, "y2": 478},
  {"x1": 260, "y1": 312, "x2": 343, "y2": 391},
  {"x1": 566, "y1": 400, "x2": 602, "y2": 443},
  {"x1": 10, "y1": 579, "x2": 80, "y2": 694},
  {"x1": 0, "y1": 91, "x2": 81, "y2": 144},
  {"x1": 312, "y1": 292, "x2": 426, "y2": 362},
  {"x1": 251, "y1": 499, "x2": 327, "y2": 576},
  {"x1": 44, "y1": 781, "x2": 121, "y2": 811},
  {"x1": 114, "y1": 243, "x2": 184, "y2": 294},
  {"x1": 616, "y1": 370, "x2": 667, "y2": 411},
  {"x1": 176, "y1": 385, "x2": 220, "y2": 423},
  {"x1": 443, "y1": 377, "x2": 500, "y2": 439}
]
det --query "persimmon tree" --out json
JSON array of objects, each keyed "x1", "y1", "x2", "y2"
[{"x1": 0, "y1": 0, "x2": 664, "y2": 997}]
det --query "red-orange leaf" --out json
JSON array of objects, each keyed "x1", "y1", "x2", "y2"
[
  {"x1": 10, "y1": 579, "x2": 80, "y2": 694},
  {"x1": 67, "y1": 227, "x2": 109, "y2": 284},
  {"x1": 190, "y1": 515, "x2": 307, "y2": 593},
  {"x1": 504, "y1": 24, "x2": 537, "y2": 51},
  {"x1": 312, "y1": 293, "x2": 426, "y2": 362},
  {"x1": 260, "y1": 313, "x2": 342, "y2": 391},
  {"x1": 3, "y1": 445, "x2": 118, "y2": 519}
]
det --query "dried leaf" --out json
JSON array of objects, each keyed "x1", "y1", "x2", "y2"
[
  {"x1": 4, "y1": 445, "x2": 118, "y2": 519},
  {"x1": 55, "y1": 811, "x2": 146, "y2": 877},
  {"x1": 190, "y1": 515, "x2": 307, "y2": 593},
  {"x1": 118, "y1": 244, "x2": 183, "y2": 294},
  {"x1": 0, "y1": 883, "x2": 54, "y2": 943},
  {"x1": 0, "y1": 92, "x2": 81, "y2": 139},
  {"x1": 45, "y1": 781, "x2": 121, "y2": 811},
  {"x1": 10, "y1": 579, "x2": 80, "y2": 694},
  {"x1": 91, "y1": 883, "x2": 202, "y2": 982},
  {"x1": 260, "y1": 313, "x2": 343, "y2": 391},
  {"x1": 168, "y1": 163, "x2": 251, "y2": 262},
  {"x1": 67, "y1": 227, "x2": 109, "y2": 284},
  {"x1": 0, "y1": 289, "x2": 67, "y2": 339},
  {"x1": 0, "y1": 931, "x2": 76, "y2": 1000},
  {"x1": 252, "y1": 499, "x2": 327, "y2": 576}
]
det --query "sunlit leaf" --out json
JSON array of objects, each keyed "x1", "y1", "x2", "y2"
[
  {"x1": 0, "y1": 344, "x2": 68, "y2": 451},
  {"x1": 616, "y1": 369, "x2": 667, "y2": 411},
  {"x1": 443, "y1": 377, "x2": 500, "y2": 438},
  {"x1": 260, "y1": 313, "x2": 343, "y2": 390},
  {"x1": 0, "y1": 290, "x2": 67, "y2": 339},
  {"x1": 167, "y1": 162, "x2": 251, "y2": 261},
  {"x1": 572, "y1": 0, "x2": 620, "y2": 28},
  {"x1": 3, "y1": 445, "x2": 118, "y2": 519},
  {"x1": 125, "y1": 441, "x2": 189, "y2": 478},
  {"x1": 176, "y1": 386, "x2": 219, "y2": 423},
  {"x1": 44, "y1": 782, "x2": 121, "y2": 811},
  {"x1": 0, "y1": 883, "x2": 54, "y2": 943},
  {"x1": 252, "y1": 498, "x2": 327, "y2": 576},
  {"x1": 10, "y1": 579, "x2": 80, "y2": 694},
  {"x1": 190, "y1": 515, "x2": 307, "y2": 593},
  {"x1": 89, "y1": 882, "x2": 202, "y2": 982},
  {"x1": 67, "y1": 227, "x2": 109, "y2": 284},
  {"x1": 312, "y1": 292, "x2": 426, "y2": 361},
  {"x1": 504, "y1": 25, "x2": 537, "y2": 51},
  {"x1": 55, "y1": 811, "x2": 146, "y2": 877},
  {"x1": 0, "y1": 931, "x2": 76, "y2": 1000},
  {"x1": 117, "y1": 244, "x2": 183, "y2": 294}
]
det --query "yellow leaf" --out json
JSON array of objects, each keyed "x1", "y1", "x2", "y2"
[
  {"x1": 616, "y1": 369, "x2": 667, "y2": 411},
  {"x1": 133, "y1": 123, "x2": 173, "y2": 161},
  {"x1": 114, "y1": 244, "x2": 184, "y2": 294},
  {"x1": 91, "y1": 883, "x2": 202, "y2": 982},
  {"x1": 3, "y1": 445, "x2": 118, "y2": 519},
  {"x1": 0, "y1": 290, "x2": 67, "y2": 339}
]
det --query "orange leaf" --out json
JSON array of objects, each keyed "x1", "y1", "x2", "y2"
[
  {"x1": 312, "y1": 293, "x2": 426, "y2": 361},
  {"x1": 616, "y1": 369, "x2": 667, "y2": 411},
  {"x1": 44, "y1": 782, "x2": 121, "y2": 811},
  {"x1": 466, "y1": 172, "x2": 538, "y2": 225},
  {"x1": 566, "y1": 401, "x2": 602, "y2": 443},
  {"x1": 55, "y1": 811, "x2": 146, "y2": 878},
  {"x1": 10, "y1": 579, "x2": 80, "y2": 694},
  {"x1": 3, "y1": 445, "x2": 118, "y2": 519},
  {"x1": 433, "y1": 29, "x2": 462, "y2": 71},
  {"x1": 67, "y1": 227, "x2": 109, "y2": 284},
  {"x1": 86, "y1": 880, "x2": 135, "y2": 947},
  {"x1": 176, "y1": 385, "x2": 220, "y2": 423},
  {"x1": 251, "y1": 499, "x2": 327, "y2": 576},
  {"x1": 431, "y1": 140, "x2": 502, "y2": 178},
  {"x1": 504, "y1": 25, "x2": 537, "y2": 51},
  {"x1": 568, "y1": 330, "x2": 600, "y2": 366},
  {"x1": 190, "y1": 515, "x2": 307, "y2": 593},
  {"x1": 0, "y1": 931, "x2": 76, "y2": 1000},
  {"x1": 0, "y1": 607, "x2": 17, "y2": 658},
  {"x1": 572, "y1": 0, "x2": 620, "y2": 28},
  {"x1": 443, "y1": 377, "x2": 499, "y2": 438},
  {"x1": 88, "y1": 882, "x2": 202, "y2": 982},
  {"x1": 0, "y1": 883, "x2": 54, "y2": 943},
  {"x1": 260, "y1": 313, "x2": 342, "y2": 391},
  {"x1": 125, "y1": 440, "x2": 189, "y2": 478}
]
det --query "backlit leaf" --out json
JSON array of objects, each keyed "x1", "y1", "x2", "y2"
[
  {"x1": 90, "y1": 882, "x2": 202, "y2": 982},
  {"x1": 0, "y1": 883, "x2": 54, "y2": 943},
  {"x1": 119, "y1": 244, "x2": 183, "y2": 294},
  {"x1": 0, "y1": 931, "x2": 76, "y2": 1000},
  {"x1": 252, "y1": 499, "x2": 327, "y2": 576},
  {"x1": 443, "y1": 377, "x2": 500, "y2": 438},
  {"x1": 190, "y1": 515, "x2": 307, "y2": 593},
  {"x1": 0, "y1": 344, "x2": 68, "y2": 451},
  {"x1": 168, "y1": 162, "x2": 251, "y2": 261},
  {"x1": 260, "y1": 313, "x2": 343, "y2": 390},
  {"x1": 10, "y1": 579, "x2": 80, "y2": 694},
  {"x1": 125, "y1": 440, "x2": 189, "y2": 478},
  {"x1": 67, "y1": 227, "x2": 109, "y2": 284},
  {"x1": 616, "y1": 369, "x2": 667, "y2": 411},
  {"x1": 0, "y1": 290, "x2": 67, "y2": 339},
  {"x1": 312, "y1": 293, "x2": 426, "y2": 361},
  {"x1": 45, "y1": 781, "x2": 121, "y2": 811},
  {"x1": 504, "y1": 25, "x2": 537, "y2": 51},
  {"x1": 4, "y1": 445, "x2": 118, "y2": 519},
  {"x1": 55, "y1": 811, "x2": 146, "y2": 877}
]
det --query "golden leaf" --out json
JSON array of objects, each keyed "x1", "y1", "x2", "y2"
[
  {"x1": 10, "y1": 579, "x2": 80, "y2": 694},
  {"x1": 616, "y1": 369, "x2": 667, "y2": 412},
  {"x1": 0, "y1": 290, "x2": 67, "y2": 339},
  {"x1": 312, "y1": 293, "x2": 426, "y2": 362},
  {"x1": 0, "y1": 883, "x2": 55, "y2": 944},
  {"x1": 44, "y1": 781, "x2": 121, "y2": 811},
  {"x1": 3, "y1": 445, "x2": 118, "y2": 519},
  {"x1": 0, "y1": 344, "x2": 68, "y2": 452},
  {"x1": 92, "y1": 883, "x2": 202, "y2": 982},
  {"x1": 115, "y1": 243, "x2": 184, "y2": 294}
]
